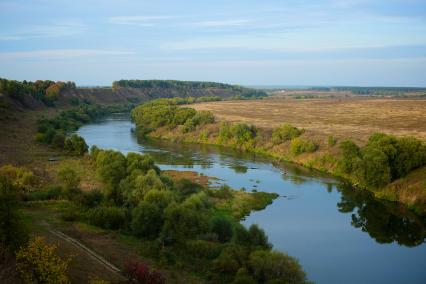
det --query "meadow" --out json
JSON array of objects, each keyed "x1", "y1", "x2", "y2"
[{"x1": 191, "y1": 97, "x2": 426, "y2": 143}]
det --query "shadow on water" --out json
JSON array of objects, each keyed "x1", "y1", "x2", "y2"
[{"x1": 335, "y1": 184, "x2": 425, "y2": 247}]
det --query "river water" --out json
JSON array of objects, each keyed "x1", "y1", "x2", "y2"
[{"x1": 77, "y1": 114, "x2": 426, "y2": 284}]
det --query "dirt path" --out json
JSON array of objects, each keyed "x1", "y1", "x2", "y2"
[{"x1": 47, "y1": 227, "x2": 124, "y2": 277}]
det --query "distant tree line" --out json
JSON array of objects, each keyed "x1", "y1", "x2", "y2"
[
  {"x1": 113, "y1": 79, "x2": 267, "y2": 99},
  {"x1": 306, "y1": 86, "x2": 426, "y2": 96},
  {"x1": 0, "y1": 77, "x2": 76, "y2": 106}
]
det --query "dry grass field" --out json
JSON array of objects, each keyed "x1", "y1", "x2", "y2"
[{"x1": 192, "y1": 97, "x2": 426, "y2": 143}]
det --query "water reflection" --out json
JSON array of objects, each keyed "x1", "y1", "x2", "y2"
[{"x1": 337, "y1": 185, "x2": 425, "y2": 247}]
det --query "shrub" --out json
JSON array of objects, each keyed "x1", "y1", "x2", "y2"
[
  {"x1": 248, "y1": 224, "x2": 272, "y2": 250},
  {"x1": 57, "y1": 166, "x2": 80, "y2": 191},
  {"x1": 161, "y1": 202, "x2": 209, "y2": 242},
  {"x1": 126, "y1": 152, "x2": 160, "y2": 176},
  {"x1": 247, "y1": 250, "x2": 306, "y2": 283},
  {"x1": 211, "y1": 215, "x2": 234, "y2": 243},
  {"x1": 96, "y1": 150, "x2": 127, "y2": 187},
  {"x1": 213, "y1": 245, "x2": 249, "y2": 274},
  {"x1": 124, "y1": 260, "x2": 165, "y2": 284},
  {"x1": 218, "y1": 122, "x2": 232, "y2": 143},
  {"x1": 231, "y1": 123, "x2": 257, "y2": 147},
  {"x1": 131, "y1": 201, "x2": 163, "y2": 239},
  {"x1": 272, "y1": 123, "x2": 304, "y2": 144},
  {"x1": 338, "y1": 140, "x2": 361, "y2": 173},
  {"x1": 0, "y1": 165, "x2": 37, "y2": 191},
  {"x1": 16, "y1": 237, "x2": 70, "y2": 284},
  {"x1": 64, "y1": 134, "x2": 88, "y2": 156},
  {"x1": 87, "y1": 206, "x2": 128, "y2": 230},
  {"x1": 290, "y1": 138, "x2": 317, "y2": 155}
]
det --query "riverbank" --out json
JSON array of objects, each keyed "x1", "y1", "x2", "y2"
[
  {"x1": 0, "y1": 105, "x2": 289, "y2": 283},
  {"x1": 131, "y1": 99, "x2": 426, "y2": 216}
]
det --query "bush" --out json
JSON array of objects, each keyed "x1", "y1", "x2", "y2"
[
  {"x1": 161, "y1": 202, "x2": 209, "y2": 242},
  {"x1": 234, "y1": 224, "x2": 272, "y2": 250},
  {"x1": 247, "y1": 250, "x2": 306, "y2": 283},
  {"x1": 57, "y1": 166, "x2": 80, "y2": 191},
  {"x1": 213, "y1": 245, "x2": 249, "y2": 274},
  {"x1": 16, "y1": 237, "x2": 70, "y2": 284},
  {"x1": 96, "y1": 150, "x2": 127, "y2": 187},
  {"x1": 64, "y1": 134, "x2": 88, "y2": 156},
  {"x1": 131, "y1": 201, "x2": 163, "y2": 239},
  {"x1": 124, "y1": 260, "x2": 165, "y2": 284},
  {"x1": 290, "y1": 138, "x2": 317, "y2": 155},
  {"x1": 211, "y1": 215, "x2": 233, "y2": 243},
  {"x1": 272, "y1": 123, "x2": 304, "y2": 144},
  {"x1": 231, "y1": 123, "x2": 257, "y2": 147},
  {"x1": 0, "y1": 165, "x2": 37, "y2": 191},
  {"x1": 339, "y1": 140, "x2": 361, "y2": 173},
  {"x1": 87, "y1": 206, "x2": 128, "y2": 230}
]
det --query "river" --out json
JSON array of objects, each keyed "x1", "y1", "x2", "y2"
[{"x1": 77, "y1": 113, "x2": 426, "y2": 284}]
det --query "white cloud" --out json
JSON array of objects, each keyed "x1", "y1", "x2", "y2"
[
  {"x1": 108, "y1": 16, "x2": 172, "y2": 26},
  {"x1": 0, "y1": 49, "x2": 134, "y2": 60}
]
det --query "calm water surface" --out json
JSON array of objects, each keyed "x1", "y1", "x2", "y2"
[{"x1": 77, "y1": 114, "x2": 426, "y2": 284}]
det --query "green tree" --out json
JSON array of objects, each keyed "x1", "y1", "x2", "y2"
[
  {"x1": 162, "y1": 202, "x2": 209, "y2": 242},
  {"x1": 248, "y1": 224, "x2": 272, "y2": 250},
  {"x1": 96, "y1": 150, "x2": 127, "y2": 187},
  {"x1": 211, "y1": 215, "x2": 233, "y2": 243},
  {"x1": 64, "y1": 134, "x2": 88, "y2": 156},
  {"x1": 248, "y1": 250, "x2": 306, "y2": 284},
  {"x1": 131, "y1": 201, "x2": 163, "y2": 238},
  {"x1": 57, "y1": 166, "x2": 80, "y2": 191}
]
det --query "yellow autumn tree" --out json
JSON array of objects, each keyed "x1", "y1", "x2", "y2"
[{"x1": 16, "y1": 237, "x2": 70, "y2": 284}]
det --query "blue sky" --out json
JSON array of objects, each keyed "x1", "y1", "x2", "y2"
[{"x1": 0, "y1": 0, "x2": 425, "y2": 86}]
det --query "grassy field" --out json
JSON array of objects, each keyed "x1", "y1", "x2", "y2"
[{"x1": 191, "y1": 97, "x2": 426, "y2": 144}]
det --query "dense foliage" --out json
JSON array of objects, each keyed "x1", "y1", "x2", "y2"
[
  {"x1": 131, "y1": 99, "x2": 216, "y2": 135},
  {"x1": 339, "y1": 133, "x2": 426, "y2": 189}
]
